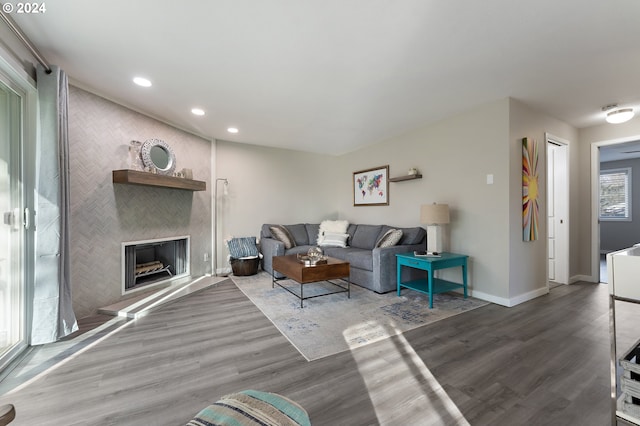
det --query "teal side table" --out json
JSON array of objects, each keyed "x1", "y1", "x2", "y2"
[{"x1": 396, "y1": 252, "x2": 468, "y2": 308}]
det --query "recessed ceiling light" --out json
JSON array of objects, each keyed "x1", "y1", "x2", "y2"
[
  {"x1": 227, "y1": 127, "x2": 239, "y2": 134},
  {"x1": 191, "y1": 108, "x2": 205, "y2": 116},
  {"x1": 133, "y1": 77, "x2": 152, "y2": 87}
]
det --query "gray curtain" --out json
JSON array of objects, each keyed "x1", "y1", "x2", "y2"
[{"x1": 31, "y1": 64, "x2": 78, "y2": 345}]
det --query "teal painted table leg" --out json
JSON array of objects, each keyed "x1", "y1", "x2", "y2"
[
  {"x1": 397, "y1": 262, "x2": 402, "y2": 296},
  {"x1": 462, "y1": 262, "x2": 468, "y2": 298},
  {"x1": 428, "y1": 267, "x2": 434, "y2": 309}
]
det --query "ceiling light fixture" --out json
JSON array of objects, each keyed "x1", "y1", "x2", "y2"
[
  {"x1": 227, "y1": 127, "x2": 239, "y2": 134},
  {"x1": 603, "y1": 104, "x2": 635, "y2": 124},
  {"x1": 607, "y1": 108, "x2": 635, "y2": 124},
  {"x1": 191, "y1": 108, "x2": 205, "y2": 116},
  {"x1": 133, "y1": 77, "x2": 152, "y2": 87}
]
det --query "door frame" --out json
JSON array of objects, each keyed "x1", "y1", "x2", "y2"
[
  {"x1": 546, "y1": 133, "x2": 570, "y2": 285},
  {"x1": 0, "y1": 45, "x2": 37, "y2": 372},
  {"x1": 591, "y1": 135, "x2": 640, "y2": 282}
]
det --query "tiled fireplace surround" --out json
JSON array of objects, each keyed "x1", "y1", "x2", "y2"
[{"x1": 68, "y1": 86, "x2": 212, "y2": 319}]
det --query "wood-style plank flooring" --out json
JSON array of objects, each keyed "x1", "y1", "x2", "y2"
[{"x1": 0, "y1": 279, "x2": 625, "y2": 425}]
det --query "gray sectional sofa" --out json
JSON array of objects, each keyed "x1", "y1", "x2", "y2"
[{"x1": 260, "y1": 223, "x2": 427, "y2": 293}]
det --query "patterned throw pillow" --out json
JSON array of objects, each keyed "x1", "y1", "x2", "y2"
[
  {"x1": 375, "y1": 229, "x2": 403, "y2": 248},
  {"x1": 227, "y1": 237, "x2": 259, "y2": 259},
  {"x1": 269, "y1": 225, "x2": 297, "y2": 249},
  {"x1": 318, "y1": 232, "x2": 349, "y2": 248}
]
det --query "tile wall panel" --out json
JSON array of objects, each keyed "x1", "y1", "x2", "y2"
[{"x1": 68, "y1": 86, "x2": 212, "y2": 318}]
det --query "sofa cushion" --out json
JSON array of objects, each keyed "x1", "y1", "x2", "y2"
[
  {"x1": 286, "y1": 223, "x2": 309, "y2": 246},
  {"x1": 305, "y1": 223, "x2": 320, "y2": 245},
  {"x1": 287, "y1": 245, "x2": 314, "y2": 255},
  {"x1": 351, "y1": 225, "x2": 382, "y2": 249},
  {"x1": 398, "y1": 226, "x2": 426, "y2": 245},
  {"x1": 375, "y1": 229, "x2": 403, "y2": 248},
  {"x1": 260, "y1": 224, "x2": 273, "y2": 240},
  {"x1": 346, "y1": 223, "x2": 358, "y2": 241},
  {"x1": 341, "y1": 248, "x2": 374, "y2": 271},
  {"x1": 269, "y1": 225, "x2": 297, "y2": 249}
]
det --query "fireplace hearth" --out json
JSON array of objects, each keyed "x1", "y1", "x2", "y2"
[{"x1": 122, "y1": 236, "x2": 190, "y2": 293}]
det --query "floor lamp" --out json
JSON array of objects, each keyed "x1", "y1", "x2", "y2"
[
  {"x1": 421, "y1": 203, "x2": 450, "y2": 253},
  {"x1": 214, "y1": 178, "x2": 229, "y2": 276}
]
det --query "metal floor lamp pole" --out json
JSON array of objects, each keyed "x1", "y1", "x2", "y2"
[{"x1": 214, "y1": 178, "x2": 228, "y2": 276}]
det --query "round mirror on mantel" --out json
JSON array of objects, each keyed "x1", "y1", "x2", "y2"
[{"x1": 140, "y1": 138, "x2": 176, "y2": 175}]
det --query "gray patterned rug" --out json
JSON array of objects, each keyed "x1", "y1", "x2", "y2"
[{"x1": 232, "y1": 272, "x2": 488, "y2": 361}]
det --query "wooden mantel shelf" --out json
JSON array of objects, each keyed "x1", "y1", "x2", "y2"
[{"x1": 112, "y1": 169, "x2": 206, "y2": 191}]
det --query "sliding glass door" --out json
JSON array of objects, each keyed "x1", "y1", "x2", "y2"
[{"x1": 0, "y1": 77, "x2": 27, "y2": 369}]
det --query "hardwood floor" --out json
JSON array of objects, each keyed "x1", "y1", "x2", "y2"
[{"x1": 0, "y1": 279, "x2": 623, "y2": 425}]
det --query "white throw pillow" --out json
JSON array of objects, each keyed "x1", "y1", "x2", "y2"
[
  {"x1": 318, "y1": 232, "x2": 349, "y2": 248},
  {"x1": 317, "y1": 220, "x2": 349, "y2": 244},
  {"x1": 320, "y1": 220, "x2": 349, "y2": 233}
]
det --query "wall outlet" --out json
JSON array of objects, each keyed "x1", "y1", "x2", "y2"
[{"x1": 203, "y1": 253, "x2": 209, "y2": 261}]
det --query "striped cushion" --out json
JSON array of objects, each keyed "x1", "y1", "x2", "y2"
[
  {"x1": 318, "y1": 232, "x2": 349, "y2": 248},
  {"x1": 269, "y1": 225, "x2": 297, "y2": 249},
  {"x1": 227, "y1": 237, "x2": 259, "y2": 259},
  {"x1": 187, "y1": 390, "x2": 311, "y2": 426}
]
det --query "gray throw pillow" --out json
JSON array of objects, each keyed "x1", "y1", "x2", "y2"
[
  {"x1": 375, "y1": 229, "x2": 403, "y2": 248},
  {"x1": 269, "y1": 225, "x2": 297, "y2": 249}
]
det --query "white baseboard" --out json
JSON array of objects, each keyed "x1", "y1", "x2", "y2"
[
  {"x1": 570, "y1": 274, "x2": 597, "y2": 283},
  {"x1": 215, "y1": 267, "x2": 232, "y2": 276},
  {"x1": 468, "y1": 289, "x2": 510, "y2": 306},
  {"x1": 470, "y1": 286, "x2": 549, "y2": 307}
]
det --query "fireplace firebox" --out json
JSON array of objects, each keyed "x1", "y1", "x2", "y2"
[{"x1": 122, "y1": 236, "x2": 190, "y2": 293}]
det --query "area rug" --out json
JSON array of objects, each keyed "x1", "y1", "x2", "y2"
[{"x1": 231, "y1": 272, "x2": 488, "y2": 361}]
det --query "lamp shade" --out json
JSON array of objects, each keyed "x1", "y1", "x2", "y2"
[{"x1": 421, "y1": 203, "x2": 450, "y2": 225}]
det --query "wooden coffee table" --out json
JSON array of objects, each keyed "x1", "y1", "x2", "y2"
[{"x1": 272, "y1": 255, "x2": 350, "y2": 308}]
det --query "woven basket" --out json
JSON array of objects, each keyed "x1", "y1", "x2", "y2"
[{"x1": 231, "y1": 257, "x2": 260, "y2": 276}]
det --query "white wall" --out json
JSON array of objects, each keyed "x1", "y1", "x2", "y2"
[
  {"x1": 0, "y1": 22, "x2": 38, "y2": 79},
  {"x1": 507, "y1": 99, "x2": 578, "y2": 299},
  {"x1": 338, "y1": 99, "x2": 512, "y2": 301},
  {"x1": 214, "y1": 140, "x2": 340, "y2": 271},
  {"x1": 218, "y1": 98, "x2": 582, "y2": 306}
]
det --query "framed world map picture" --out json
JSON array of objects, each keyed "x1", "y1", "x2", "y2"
[{"x1": 353, "y1": 165, "x2": 389, "y2": 206}]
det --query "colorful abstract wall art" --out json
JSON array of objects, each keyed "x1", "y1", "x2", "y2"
[
  {"x1": 522, "y1": 137, "x2": 539, "y2": 241},
  {"x1": 353, "y1": 165, "x2": 389, "y2": 206}
]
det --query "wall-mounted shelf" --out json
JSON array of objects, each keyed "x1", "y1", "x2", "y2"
[
  {"x1": 389, "y1": 174, "x2": 422, "y2": 182},
  {"x1": 112, "y1": 169, "x2": 206, "y2": 191}
]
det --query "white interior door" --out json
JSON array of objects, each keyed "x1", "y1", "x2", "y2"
[{"x1": 547, "y1": 136, "x2": 569, "y2": 284}]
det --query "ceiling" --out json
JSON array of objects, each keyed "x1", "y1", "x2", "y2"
[
  {"x1": 600, "y1": 140, "x2": 640, "y2": 163},
  {"x1": 9, "y1": 0, "x2": 640, "y2": 155}
]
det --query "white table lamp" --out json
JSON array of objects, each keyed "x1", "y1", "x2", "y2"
[{"x1": 421, "y1": 203, "x2": 450, "y2": 253}]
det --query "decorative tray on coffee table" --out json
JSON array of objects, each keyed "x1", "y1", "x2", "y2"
[{"x1": 296, "y1": 254, "x2": 328, "y2": 266}]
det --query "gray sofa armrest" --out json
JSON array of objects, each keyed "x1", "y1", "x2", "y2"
[
  {"x1": 373, "y1": 244, "x2": 427, "y2": 293},
  {"x1": 260, "y1": 237, "x2": 285, "y2": 274}
]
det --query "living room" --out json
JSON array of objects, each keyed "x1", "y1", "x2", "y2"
[{"x1": 2, "y1": 2, "x2": 640, "y2": 424}]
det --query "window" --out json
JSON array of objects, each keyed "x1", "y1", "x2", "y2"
[{"x1": 600, "y1": 167, "x2": 632, "y2": 221}]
